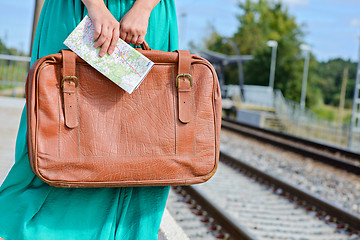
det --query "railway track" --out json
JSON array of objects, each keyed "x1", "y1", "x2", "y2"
[
  {"x1": 169, "y1": 152, "x2": 360, "y2": 240},
  {"x1": 221, "y1": 118, "x2": 360, "y2": 175},
  {"x1": 166, "y1": 119, "x2": 360, "y2": 239}
]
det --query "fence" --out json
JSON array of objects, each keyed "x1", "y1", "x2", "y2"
[
  {"x1": 224, "y1": 84, "x2": 360, "y2": 151},
  {"x1": 0, "y1": 54, "x2": 31, "y2": 97},
  {"x1": 272, "y1": 89, "x2": 358, "y2": 150}
]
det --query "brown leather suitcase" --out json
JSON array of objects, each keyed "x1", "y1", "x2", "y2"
[{"x1": 25, "y1": 45, "x2": 222, "y2": 187}]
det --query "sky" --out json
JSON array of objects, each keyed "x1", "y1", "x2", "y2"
[{"x1": 0, "y1": 0, "x2": 359, "y2": 61}]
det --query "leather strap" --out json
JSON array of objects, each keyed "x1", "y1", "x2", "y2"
[
  {"x1": 141, "y1": 41, "x2": 151, "y2": 50},
  {"x1": 61, "y1": 50, "x2": 79, "y2": 129},
  {"x1": 176, "y1": 50, "x2": 195, "y2": 155},
  {"x1": 176, "y1": 50, "x2": 193, "y2": 123}
]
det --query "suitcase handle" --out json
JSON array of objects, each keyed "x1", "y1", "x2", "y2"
[{"x1": 140, "y1": 41, "x2": 151, "y2": 51}]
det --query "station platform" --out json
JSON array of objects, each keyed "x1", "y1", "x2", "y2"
[{"x1": 0, "y1": 96, "x2": 189, "y2": 240}]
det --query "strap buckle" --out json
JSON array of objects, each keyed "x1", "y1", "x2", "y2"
[
  {"x1": 176, "y1": 73, "x2": 192, "y2": 88},
  {"x1": 61, "y1": 76, "x2": 78, "y2": 88}
]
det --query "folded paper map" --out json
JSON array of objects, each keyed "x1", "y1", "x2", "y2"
[{"x1": 64, "y1": 15, "x2": 154, "y2": 94}]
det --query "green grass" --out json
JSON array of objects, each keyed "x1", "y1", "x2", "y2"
[
  {"x1": 311, "y1": 104, "x2": 352, "y2": 124},
  {"x1": 0, "y1": 60, "x2": 28, "y2": 89}
]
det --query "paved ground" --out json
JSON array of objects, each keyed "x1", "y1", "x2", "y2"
[{"x1": 0, "y1": 96, "x2": 25, "y2": 184}]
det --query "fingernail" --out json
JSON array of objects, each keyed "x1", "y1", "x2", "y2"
[{"x1": 108, "y1": 49, "x2": 113, "y2": 55}]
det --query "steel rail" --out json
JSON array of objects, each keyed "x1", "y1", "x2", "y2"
[
  {"x1": 175, "y1": 152, "x2": 360, "y2": 239},
  {"x1": 220, "y1": 152, "x2": 360, "y2": 233},
  {"x1": 222, "y1": 118, "x2": 360, "y2": 175},
  {"x1": 180, "y1": 185, "x2": 258, "y2": 240}
]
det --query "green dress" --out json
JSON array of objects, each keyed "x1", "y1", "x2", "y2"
[{"x1": 0, "y1": 0, "x2": 178, "y2": 239}]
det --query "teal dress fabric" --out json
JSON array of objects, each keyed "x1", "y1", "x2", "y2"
[{"x1": 0, "y1": 0, "x2": 178, "y2": 239}]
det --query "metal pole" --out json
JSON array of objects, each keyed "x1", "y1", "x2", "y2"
[
  {"x1": 226, "y1": 39, "x2": 245, "y2": 101},
  {"x1": 300, "y1": 45, "x2": 310, "y2": 112},
  {"x1": 349, "y1": 35, "x2": 360, "y2": 149},
  {"x1": 30, "y1": 0, "x2": 45, "y2": 56},
  {"x1": 267, "y1": 41, "x2": 278, "y2": 89},
  {"x1": 217, "y1": 64, "x2": 225, "y2": 90},
  {"x1": 338, "y1": 66, "x2": 348, "y2": 124}
]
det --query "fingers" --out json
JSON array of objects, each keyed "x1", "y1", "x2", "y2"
[
  {"x1": 86, "y1": 4, "x2": 121, "y2": 57},
  {"x1": 119, "y1": 28, "x2": 146, "y2": 46},
  {"x1": 93, "y1": 24, "x2": 101, "y2": 42},
  {"x1": 130, "y1": 35, "x2": 139, "y2": 46},
  {"x1": 95, "y1": 27, "x2": 111, "y2": 57},
  {"x1": 119, "y1": 27, "x2": 126, "y2": 42},
  {"x1": 108, "y1": 27, "x2": 120, "y2": 55},
  {"x1": 136, "y1": 35, "x2": 145, "y2": 46},
  {"x1": 93, "y1": 26, "x2": 108, "y2": 49},
  {"x1": 90, "y1": 5, "x2": 149, "y2": 57},
  {"x1": 119, "y1": 16, "x2": 147, "y2": 46},
  {"x1": 99, "y1": 38, "x2": 111, "y2": 57},
  {"x1": 93, "y1": 20, "x2": 119, "y2": 57},
  {"x1": 125, "y1": 33, "x2": 133, "y2": 44}
]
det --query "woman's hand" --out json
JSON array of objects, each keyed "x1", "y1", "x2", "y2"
[
  {"x1": 82, "y1": 0, "x2": 120, "y2": 57},
  {"x1": 119, "y1": 0, "x2": 160, "y2": 45},
  {"x1": 81, "y1": 0, "x2": 160, "y2": 55},
  {"x1": 119, "y1": 7, "x2": 149, "y2": 46}
]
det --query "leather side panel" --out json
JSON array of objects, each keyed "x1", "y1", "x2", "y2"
[
  {"x1": 36, "y1": 64, "x2": 60, "y2": 158},
  {"x1": 192, "y1": 63, "x2": 217, "y2": 173}
]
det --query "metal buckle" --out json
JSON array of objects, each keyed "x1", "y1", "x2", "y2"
[
  {"x1": 176, "y1": 73, "x2": 192, "y2": 88},
  {"x1": 61, "y1": 76, "x2": 78, "y2": 88}
]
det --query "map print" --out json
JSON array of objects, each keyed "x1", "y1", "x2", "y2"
[{"x1": 64, "y1": 16, "x2": 154, "y2": 94}]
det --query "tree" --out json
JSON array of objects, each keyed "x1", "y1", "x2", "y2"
[
  {"x1": 0, "y1": 38, "x2": 26, "y2": 56},
  {"x1": 206, "y1": 0, "x2": 306, "y2": 102},
  {"x1": 312, "y1": 58, "x2": 357, "y2": 107},
  {"x1": 204, "y1": 0, "x2": 357, "y2": 119},
  {"x1": 0, "y1": 39, "x2": 6, "y2": 54},
  {"x1": 237, "y1": 0, "x2": 305, "y2": 101}
]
